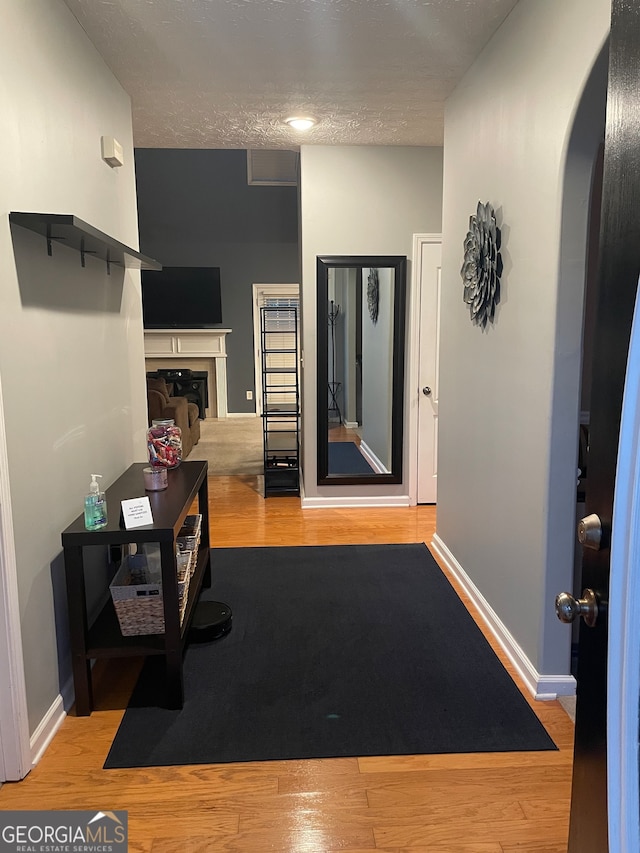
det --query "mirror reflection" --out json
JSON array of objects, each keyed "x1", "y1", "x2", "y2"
[{"x1": 316, "y1": 256, "x2": 406, "y2": 485}]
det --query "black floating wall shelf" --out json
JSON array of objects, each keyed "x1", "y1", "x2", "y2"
[{"x1": 9, "y1": 212, "x2": 161, "y2": 273}]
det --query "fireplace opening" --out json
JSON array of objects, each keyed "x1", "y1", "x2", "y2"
[{"x1": 148, "y1": 368, "x2": 208, "y2": 420}]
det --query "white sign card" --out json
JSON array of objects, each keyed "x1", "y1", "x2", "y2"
[{"x1": 121, "y1": 496, "x2": 154, "y2": 529}]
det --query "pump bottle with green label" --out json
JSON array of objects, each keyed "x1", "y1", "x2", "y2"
[{"x1": 84, "y1": 473, "x2": 108, "y2": 531}]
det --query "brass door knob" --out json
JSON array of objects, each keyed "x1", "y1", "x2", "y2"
[{"x1": 555, "y1": 589, "x2": 598, "y2": 628}]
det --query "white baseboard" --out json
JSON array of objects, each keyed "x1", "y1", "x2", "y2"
[
  {"x1": 359, "y1": 441, "x2": 388, "y2": 475},
  {"x1": 225, "y1": 412, "x2": 258, "y2": 418},
  {"x1": 431, "y1": 534, "x2": 576, "y2": 700},
  {"x1": 29, "y1": 676, "x2": 74, "y2": 766},
  {"x1": 301, "y1": 494, "x2": 410, "y2": 509},
  {"x1": 344, "y1": 421, "x2": 359, "y2": 430}
]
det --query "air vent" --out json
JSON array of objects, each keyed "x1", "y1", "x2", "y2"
[{"x1": 247, "y1": 150, "x2": 299, "y2": 186}]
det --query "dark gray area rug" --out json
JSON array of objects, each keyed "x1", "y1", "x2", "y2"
[
  {"x1": 104, "y1": 544, "x2": 556, "y2": 768},
  {"x1": 328, "y1": 441, "x2": 375, "y2": 474}
]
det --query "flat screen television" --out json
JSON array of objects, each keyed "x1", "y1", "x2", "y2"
[{"x1": 141, "y1": 266, "x2": 222, "y2": 328}]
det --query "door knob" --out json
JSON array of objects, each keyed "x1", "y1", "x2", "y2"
[
  {"x1": 422, "y1": 386, "x2": 432, "y2": 396},
  {"x1": 555, "y1": 588, "x2": 598, "y2": 628},
  {"x1": 577, "y1": 513, "x2": 603, "y2": 550}
]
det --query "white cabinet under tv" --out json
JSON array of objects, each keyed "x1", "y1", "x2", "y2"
[{"x1": 143, "y1": 329, "x2": 232, "y2": 418}]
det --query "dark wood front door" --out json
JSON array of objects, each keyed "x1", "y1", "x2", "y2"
[{"x1": 568, "y1": 3, "x2": 640, "y2": 850}]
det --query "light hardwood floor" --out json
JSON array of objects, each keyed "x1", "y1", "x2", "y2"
[{"x1": 0, "y1": 475, "x2": 573, "y2": 852}]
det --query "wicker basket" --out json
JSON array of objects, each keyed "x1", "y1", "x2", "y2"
[
  {"x1": 177, "y1": 514, "x2": 202, "y2": 576},
  {"x1": 110, "y1": 551, "x2": 193, "y2": 636},
  {"x1": 176, "y1": 550, "x2": 192, "y2": 607}
]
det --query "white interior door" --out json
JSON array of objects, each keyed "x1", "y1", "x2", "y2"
[
  {"x1": 607, "y1": 273, "x2": 640, "y2": 853},
  {"x1": 417, "y1": 238, "x2": 442, "y2": 504}
]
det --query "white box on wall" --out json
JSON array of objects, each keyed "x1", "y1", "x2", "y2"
[{"x1": 101, "y1": 135, "x2": 123, "y2": 168}]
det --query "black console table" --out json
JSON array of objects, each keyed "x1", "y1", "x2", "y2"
[{"x1": 61, "y1": 461, "x2": 210, "y2": 715}]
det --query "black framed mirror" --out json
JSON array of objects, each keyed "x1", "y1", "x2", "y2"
[{"x1": 316, "y1": 255, "x2": 407, "y2": 485}]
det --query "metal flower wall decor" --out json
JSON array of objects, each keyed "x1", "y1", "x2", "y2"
[
  {"x1": 367, "y1": 267, "x2": 379, "y2": 324},
  {"x1": 460, "y1": 201, "x2": 503, "y2": 329}
]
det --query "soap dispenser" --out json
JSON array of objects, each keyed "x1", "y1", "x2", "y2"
[{"x1": 84, "y1": 474, "x2": 108, "y2": 531}]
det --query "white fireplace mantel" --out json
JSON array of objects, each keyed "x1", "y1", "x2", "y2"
[{"x1": 144, "y1": 329, "x2": 232, "y2": 417}]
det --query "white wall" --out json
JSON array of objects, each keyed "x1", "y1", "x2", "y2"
[
  {"x1": 0, "y1": 0, "x2": 148, "y2": 737},
  {"x1": 300, "y1": 146, "x2": 443, "y2": 501},
  {"x1": 437, "y1": 0, "x2": 610, "y2": 676}
]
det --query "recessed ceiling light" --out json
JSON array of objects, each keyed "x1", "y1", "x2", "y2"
[{"x1": 285, "y1": 116, "x2": 316, "y2": 131}]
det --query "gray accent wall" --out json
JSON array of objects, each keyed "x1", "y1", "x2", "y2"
[
  {"x1": 134, "y1": 149, "x2": 299, "y2": 414},
  {"x1": 438, "y1": 0, "x2": 610, "y2": 676},
  {"x1": 299, "y1": 145, "x2": 444, "y2": 500},
  {"x1": 1, "y1": 0, "x2": 148, "y2": 736},
  {"x1": 361, "y1": 268, "x2": 394, "y2": 470}
]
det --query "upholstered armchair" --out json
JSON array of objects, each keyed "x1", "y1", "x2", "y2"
[{"x1": 146, "y1": 377, "x2": 201, "y2": 459}]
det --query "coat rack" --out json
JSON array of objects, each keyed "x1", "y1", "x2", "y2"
[{"x1": 328, "y1": 299, "x2": 342, "y2": 423}]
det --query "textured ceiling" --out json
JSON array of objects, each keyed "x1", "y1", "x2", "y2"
[{"x1": 63, "y1": 0, "x2": 520, "y2": 149}]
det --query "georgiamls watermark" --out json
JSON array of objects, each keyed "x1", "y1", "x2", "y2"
[{"x1": 0, "y1": 811, "x2": 127, "y2": 852}]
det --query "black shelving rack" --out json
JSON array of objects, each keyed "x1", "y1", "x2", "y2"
[{"x1": 260, "y1": 305, "x2": 300, "y2": 497}]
